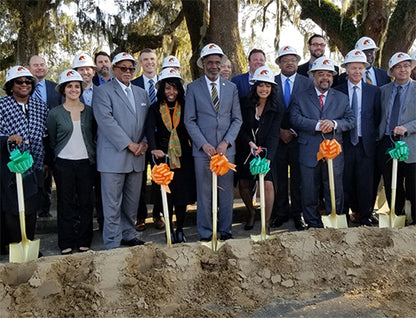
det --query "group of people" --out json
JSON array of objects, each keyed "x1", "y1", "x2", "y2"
[{"x1": 1, "y1": 33, "x2": 416, "y2": 255}]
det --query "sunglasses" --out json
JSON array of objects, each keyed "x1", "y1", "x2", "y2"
[
  {"x1": 14, "y1": 79, "x2": 33, "y2": 85},
  {"x1": 114, "y1": 66, "x2": 136, "y2": 73}
]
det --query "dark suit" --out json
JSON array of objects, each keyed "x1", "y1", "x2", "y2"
[
  {"x1": 290, "y1": 87, "x2": 355, "y2": 227},
  {"x1": 298, "y1": 61, "x2": 340, "y2": 86},
  {"x1": 185, "y1": 76, "x2": 242, "y2": 239},
  {"x1": 231, "y1": 72, "x2": 251, "y2": 99},
  {"x1": 334, "y1": 81, "x2": 381, "y2": 223},
  {"x1": 45, "y1": 80, "x2": 62, "y2": 109},
  {"x1": 273, "y1": 73, "x2": 312, "y2": 221},
  {"x1": 377, "y1": 80, "x2": 416, "y2": 222},
  {"x1": 131, "y1": 75, "x2": 145, "y2": 88},
  {"x1": 338, "y1": 67, "x2": 391, "y2": 87}
]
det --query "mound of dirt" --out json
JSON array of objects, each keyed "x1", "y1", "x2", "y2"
[{"x1": 0, "y1": 227, "x2": 415, "y2": 317}]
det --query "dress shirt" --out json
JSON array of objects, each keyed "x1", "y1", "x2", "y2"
[
  {"x1": 348, "y1": 80, "x2": 362, "y2": 136},
  {"x1": 363, "y1": 67, "x2": 377, "y2": 86},
  {"x1": 35, "y1": 79, "x2": 47, "y2": 103},
  {"x1": 280, "y1": 73, "x2": 296, "y2": 95},
  {"x1": 143, "y1": 74, "x2": 158, "y2": 96},
  {"x1": 82, "y1": 86, "x2": 93, "y2": 106},
  {"x1": 204, "y1": 75, "x2": 221, "y2": 102},
  {"x1": 98, "y1": 74, "x2": 112, "y2": 85},
  {"x1": 314, "y1": 88, "x2": 337, "y2": 130}
]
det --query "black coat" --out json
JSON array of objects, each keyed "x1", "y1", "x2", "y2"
[
  {"x1": 146, "y1": 101, "x2": 196, "y2": 205},
  {"x1": 236, "y1": 93, "x2": 284, "y2": 180}
]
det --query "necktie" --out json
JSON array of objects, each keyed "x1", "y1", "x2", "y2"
[
  {"x1": 125, "y1": 87, "x2": 135, "y2": 113},
  {"x1": 319, "y1": 94, "x2": 325, "y2": 109},
  {"x1": 34, "y1": 83, "x2": 43, "y2": 102},
  {"x1": 148, "y1": 79, "x2": 157, "y2": 104},
  {"x1": 365, "y1": 70, "x2": 373, "y2": 85},
  {"x1": 389, "y1": 85, "x2": 402, "y2": 133},
  {"x1": 350, "y1": 86, "x2": 359, "y2": 146},
  {"x1": 211, "y1": 83, "x2": 219, "y2": 112},
  {"x1": 284, "y1": 78, "x2": 291, "y2": 108}
]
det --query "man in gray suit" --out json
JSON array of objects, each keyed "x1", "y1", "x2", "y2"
[
  {"x1": 185, "y1": 43, "x2": 242, "y2": 241},
  {"x1": 377, "y1": 52, "x2": 416, "y2": 225},
  {"x1": 93, "y1": 52, "x2": 150, "y2": 249},
  {"x1": 290, "y1": 57, "x2": 355, "y2": 228}
]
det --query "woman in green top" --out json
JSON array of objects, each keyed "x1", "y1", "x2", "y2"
[{"x1": 47, "y1": 69, "x2": 96, "y2": 255}]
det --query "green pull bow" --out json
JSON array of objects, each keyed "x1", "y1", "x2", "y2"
[
  {"x1": 387, "y1": 141, "x2": 409, "y2": 162},
  {"x1": 7, "y1": 149, "x2": 34, "y2": 174},
  {"x1": 249, "y1": 157, "x2": 270, "y2": 175}
]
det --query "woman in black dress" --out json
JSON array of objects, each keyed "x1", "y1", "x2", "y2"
[
  {"x1": 236, "y1": 66, "x2": 283, "y2": 234},
  {"x1": 147, "y1": 68, "x2": 196, "y2": 243}
]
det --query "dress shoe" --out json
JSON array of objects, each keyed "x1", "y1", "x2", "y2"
[
  {"x1": 244, "y1": 224, "x2": 254, "y2": 231},
  {"x1": 360, "y1": 219, "x2": 373, "y2": 226},
  {"x1": 293, "y1": 216, "x2": 306, "y2": 231},
  {"x1": 370, "y1": 214, "x2": 379, "y2": 225},
  {"x1": 121, "y1": 238, "x2": 145, "y2": 246},
  {"x1": 220, "y1": 233, "x2": 233, "y2": 241},
  {"x1": 135, "y1": 219, "x2": 146, "y2": 231},
  {"x1": 61, "y1": 248, "x2": 72, "y2": 255},
  {"x1": 176, "y1": 230, "x2": 186, "y2": 243},
  {"x1": 349, "y1": 211, "x2": 360, "y2": 223},
  {"x1": 78, "y1": 247, "x2": 90, "y2": 253},
  {"x1": 270, "y1": 216, "x2": 288, "y2": 228},
  {"x1": 153, "y1": 217, "x2": 165, "y2": 230}
]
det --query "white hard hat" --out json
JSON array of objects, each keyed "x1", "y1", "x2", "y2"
[
  {"x1": 112, "y1": 52, "x2": 136, "y2": 66},
  {"x1": 355, "y1": 36, "x2": 379, "y2": 52},
  {"x1": 155, "y1": 68, "x2": 184, "y2": 89},
  {"x1": 387, "y1": 52, "x2": 416, "y2": 77},
  {"x1": 410, "y1": 51, "x2": 416, "y2": 64},
  {"x1": 307, "y1": 56, "x2": 337, "y2": 76},
  {"x1": 3, "y1": 66, "x2": 36, "y2": 89},
  {"x1": 250, "y1": 66, "x2": 276, "y2": 85},
  {"x1": 275, "y1": 46, "x2": 301, "y2": 64},
  {"x1": 162, "y1": 55, "x2": 181, "y2": 69},
  {"x1": 341, "y1": 49, "x2": 370, "y2": 68},
  {"x1": 55, "y1": 69, "x2": 87, "y2": 93},
  {"x1": 72, "y1": 53, "x2": 96, "y2": 70},
  {"x1": 197, "y1": 43, "x2": 226, "y2": 69}
]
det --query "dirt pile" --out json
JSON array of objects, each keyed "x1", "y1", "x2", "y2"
[{"x1": 0, "y1": 227, "x2": 415, "y2": 317}]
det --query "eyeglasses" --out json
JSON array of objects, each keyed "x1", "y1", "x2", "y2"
[
  {"x1": 311, "y1": 43, "x2": 326, "y2": 48},
  {"x1": 393, "y1": 63, "x2": 412, "y2": 70},
  {"x1": 14, "y1": 80, "x2": 32, "y2": 85},
  {"x1": 114, "y1": 66, "x2": 136, "y2": 73}
]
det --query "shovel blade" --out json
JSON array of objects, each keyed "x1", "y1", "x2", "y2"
[
  {"x1": 201, "y1": 240, "x2": 225, "y2": 252},
  {"x1": 9, "y1": 239, "x2": 40, "y2": 263},
  {"x1": 378, "y1": 213, "x2": 406, "y2": 228},
  {"x1": 250, "y1": 233, "x2": 276, "y2": 242},
  {"x1": 321, "y1": 214, "x2": 348, "y2": 229}
]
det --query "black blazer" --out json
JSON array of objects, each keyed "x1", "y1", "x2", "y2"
[
  {"x1": 45, "y1": 80, "x2": 62, "y2": 109},
  {"x1": 338, "y1": 67, "x2": 391, "y2": 87},
  {"x1": 131, "y1": 75, "x2": 145, "y2": 89},
  {"x1": 334, "y1": 81, "x2": 381, "y2": 157}
]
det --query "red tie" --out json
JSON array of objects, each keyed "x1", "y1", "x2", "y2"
[{"x1": 319, "y1": 94, "x2": 325, "y2": 109}]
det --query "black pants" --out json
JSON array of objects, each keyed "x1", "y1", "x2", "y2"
[{"x1": 54, "y1": 158, "x2": 94, "y2": 250}]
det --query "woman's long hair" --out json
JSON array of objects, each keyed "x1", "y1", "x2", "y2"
[
  {"x1": 156, "y1": 78, "x2": 185, "y2": 106},
  {"x1": 248, "y1": 81, "x2": 278, "y2": 107}
]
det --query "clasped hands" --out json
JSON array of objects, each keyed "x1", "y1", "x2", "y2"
[
  {"x1": 318, "y1": 119, "x2": 335, "y2": 134},
  {"x1": 202, "y1": 140, "x2": 229, "y2": 157},
  {"x1": 128, "y1": 141, "x2": 148, "y2": 156}
]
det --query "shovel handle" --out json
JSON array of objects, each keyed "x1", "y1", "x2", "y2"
[
  {"x1": 212, "y1": 172, "x2": 218, "y2": 249},
  {"x1": 16, "y1": 173, "x2": 28, "y2": 242},
  {"x1": 161, "y1": 186, "x2": 172, "y2": 246},
  {"x1": 390, "y1": 158, "x2": 398, "y2": 224},
  {"x1": 327, "y1": 158, "x2": 337, "y2": 216},
  {"x1": 259, "y1": 174, "x2": 266, "y2": 239}
]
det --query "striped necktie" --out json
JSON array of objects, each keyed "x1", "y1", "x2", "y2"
[
  {"x1": 148, "y1": 79, "x2": 156, "y2": 104},
  {"x1": 34, "y1": 83, "x2": 43, "y2": 102},
  {"x1": 319, "y1": 94, "x2": 325, "y2": 109},
  {"x1": 211, "y1": 83, "x2": 219, "y2": 112},
  {"x1": 365, "y1": 70, "x2": 373, "y2": 85}
]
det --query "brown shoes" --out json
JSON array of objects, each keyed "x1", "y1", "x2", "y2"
[
  {"x1": 153, "y1": 217, "x2": 165, "y2": 229},
  {"x1": 135, "y1": 219, "x2": 146, "y2": 231}
]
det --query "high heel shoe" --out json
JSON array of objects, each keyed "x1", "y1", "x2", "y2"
[{"x1": 244, "y1": 210, "x2": 256, "y2": 230}]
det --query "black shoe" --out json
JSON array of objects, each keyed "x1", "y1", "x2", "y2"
[
  {"x1": 38, "y1": 211, "x2": 52, "y2": 218},
  {"x1": 271, "y1": 217, "x2": 288, "y2": 228},
  {"x1": 370, "y1": 214, "x2": 379, "y2": 225},
  {"x1": 244, "y1": 224, "x2": 254, "y2": 231},
  {"x1": 200, "y1": 236, "x2": 212, "y2": 242},
  {"x1": 360, "y1": 219, "x2": 373, "y2": 227},
  {"x1": 220, "y1": 233, "x2": 233, "y2": 241},
  {"x1": 121, "y1": 238, "x2": 145, "y2": 246},
  {"x1": 176, "y1": 230, "x2": 186, "y2": 243},
  {"x1": 294, "y1": 216, "x2": 306, "y2": 231}
]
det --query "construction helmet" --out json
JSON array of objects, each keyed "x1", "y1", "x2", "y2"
[
  {"x1": 308, "y1": 56, "x2": 337, "y2": 76},
  {"x1": 275, "y1": 46, "x2": 301, "y2": 64},
  {"x1": 197, "y1": 43, "x2": 226, "y2": 69},
  {"x1": 355, "y1": 36, "x2": 379, "y2": 52},
  {"x1": 55, "y1": 69, "x2": 86, "y2": 93},
  {"x1": 72, "y1": 53, "x2": 96, "y2": 70},
  {"x1": 250, "y1": 66, "x2": 276, "y2": 85},
  {"x1": 341, "y1": 49, "x2": 370, "y2": 68}
]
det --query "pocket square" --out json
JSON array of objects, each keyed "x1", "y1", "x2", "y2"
[{"x1": 141, "y1": 103, "x2": 147, "y2": 107}]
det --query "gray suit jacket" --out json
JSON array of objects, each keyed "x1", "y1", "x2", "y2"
[
  {"x1": 184, "y1": 76, "x2": 242, "y2": 157},
  {"x1": 290, "y1": 87, "x2": 355, "y2": 167},
  {"x1": 93, "y1": 80, "x2": 150, "y2": 172},
  {"x1": 378, "y1": 80, "x2": 416, "y2": 163}
]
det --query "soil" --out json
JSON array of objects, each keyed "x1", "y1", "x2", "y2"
[{"x1": 0, "y1": 227, "x2": 415, "y2": 317}]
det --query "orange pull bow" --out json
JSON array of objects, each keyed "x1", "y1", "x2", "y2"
[
  {"x1": 317, "y1": 139, "x2": 342, "y2": 161},
  {"x1": 210, "y1": 154, "x2": 237, "y2": 176},
  {"x1": 151, "y1": 163, "x2": 174, "y2": 193}
]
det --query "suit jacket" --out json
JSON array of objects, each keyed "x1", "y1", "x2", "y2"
[
  {"x1": 131, "y1": 75, "x2": 145, "y2": 89},
  {"x1": 378, "y1": 80, "x2": 416, "y2": 163},
  {"x1": 92, "y1": 80, "x2": 150, "y2": 173},
  {"x1": 231, "y1": 72, "x2": 250, "y2": 99},
  {"x1": 290, "y1": 87, "x2": 355, "y2": 167},
  {"x1": 297, "y1": 61, "x2": 340, "y2": 86},
  {"x1": 334, "y1": 81, "x2": 381, "y2": 157},
  {"x1": 184, "y1": 76, "x2": 242, "y2": 157},
  {"x1": 275, "y1": 73, "x2": 313, "y2": 131},
  {"x1": 338, "y1": 67, "x2": 391, "y2": 87},
  {"x1": 45, "y1": 80, "x2": 62, "y2": 109}
]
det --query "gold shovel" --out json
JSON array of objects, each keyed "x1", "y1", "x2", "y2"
[
  {"x1": 201, "y1": 172, "x2": 225, "y2": 251},
  {"x1": 160, "y1": 185, "x2": 173, "y2": 246},
  {"x1": 251, "y1": 173, "x2": 276, "y2": 241},
  {"x1": 9, "y1": 172, "x2": 40, "y2": 263},
  {"x1": 378, "y1": 158, "x2": 406, "y2": 228}
]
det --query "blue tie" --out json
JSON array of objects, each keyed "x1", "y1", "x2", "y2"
[
  {"x1": 148, "y1": 79, "x2": 156, "y2": 104},
  {"x1": 284, "y1": 78, "x2": 291, "y2": 108},
  {"x1": 350, "y1": 86, "x2": 359, "y2": 146},
  {"x1": 34, "y1": 83, "x2": 43, "y2": 102},
  {"x1": 389, "y1": 85, "x2": 402, "y2": 133}
]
